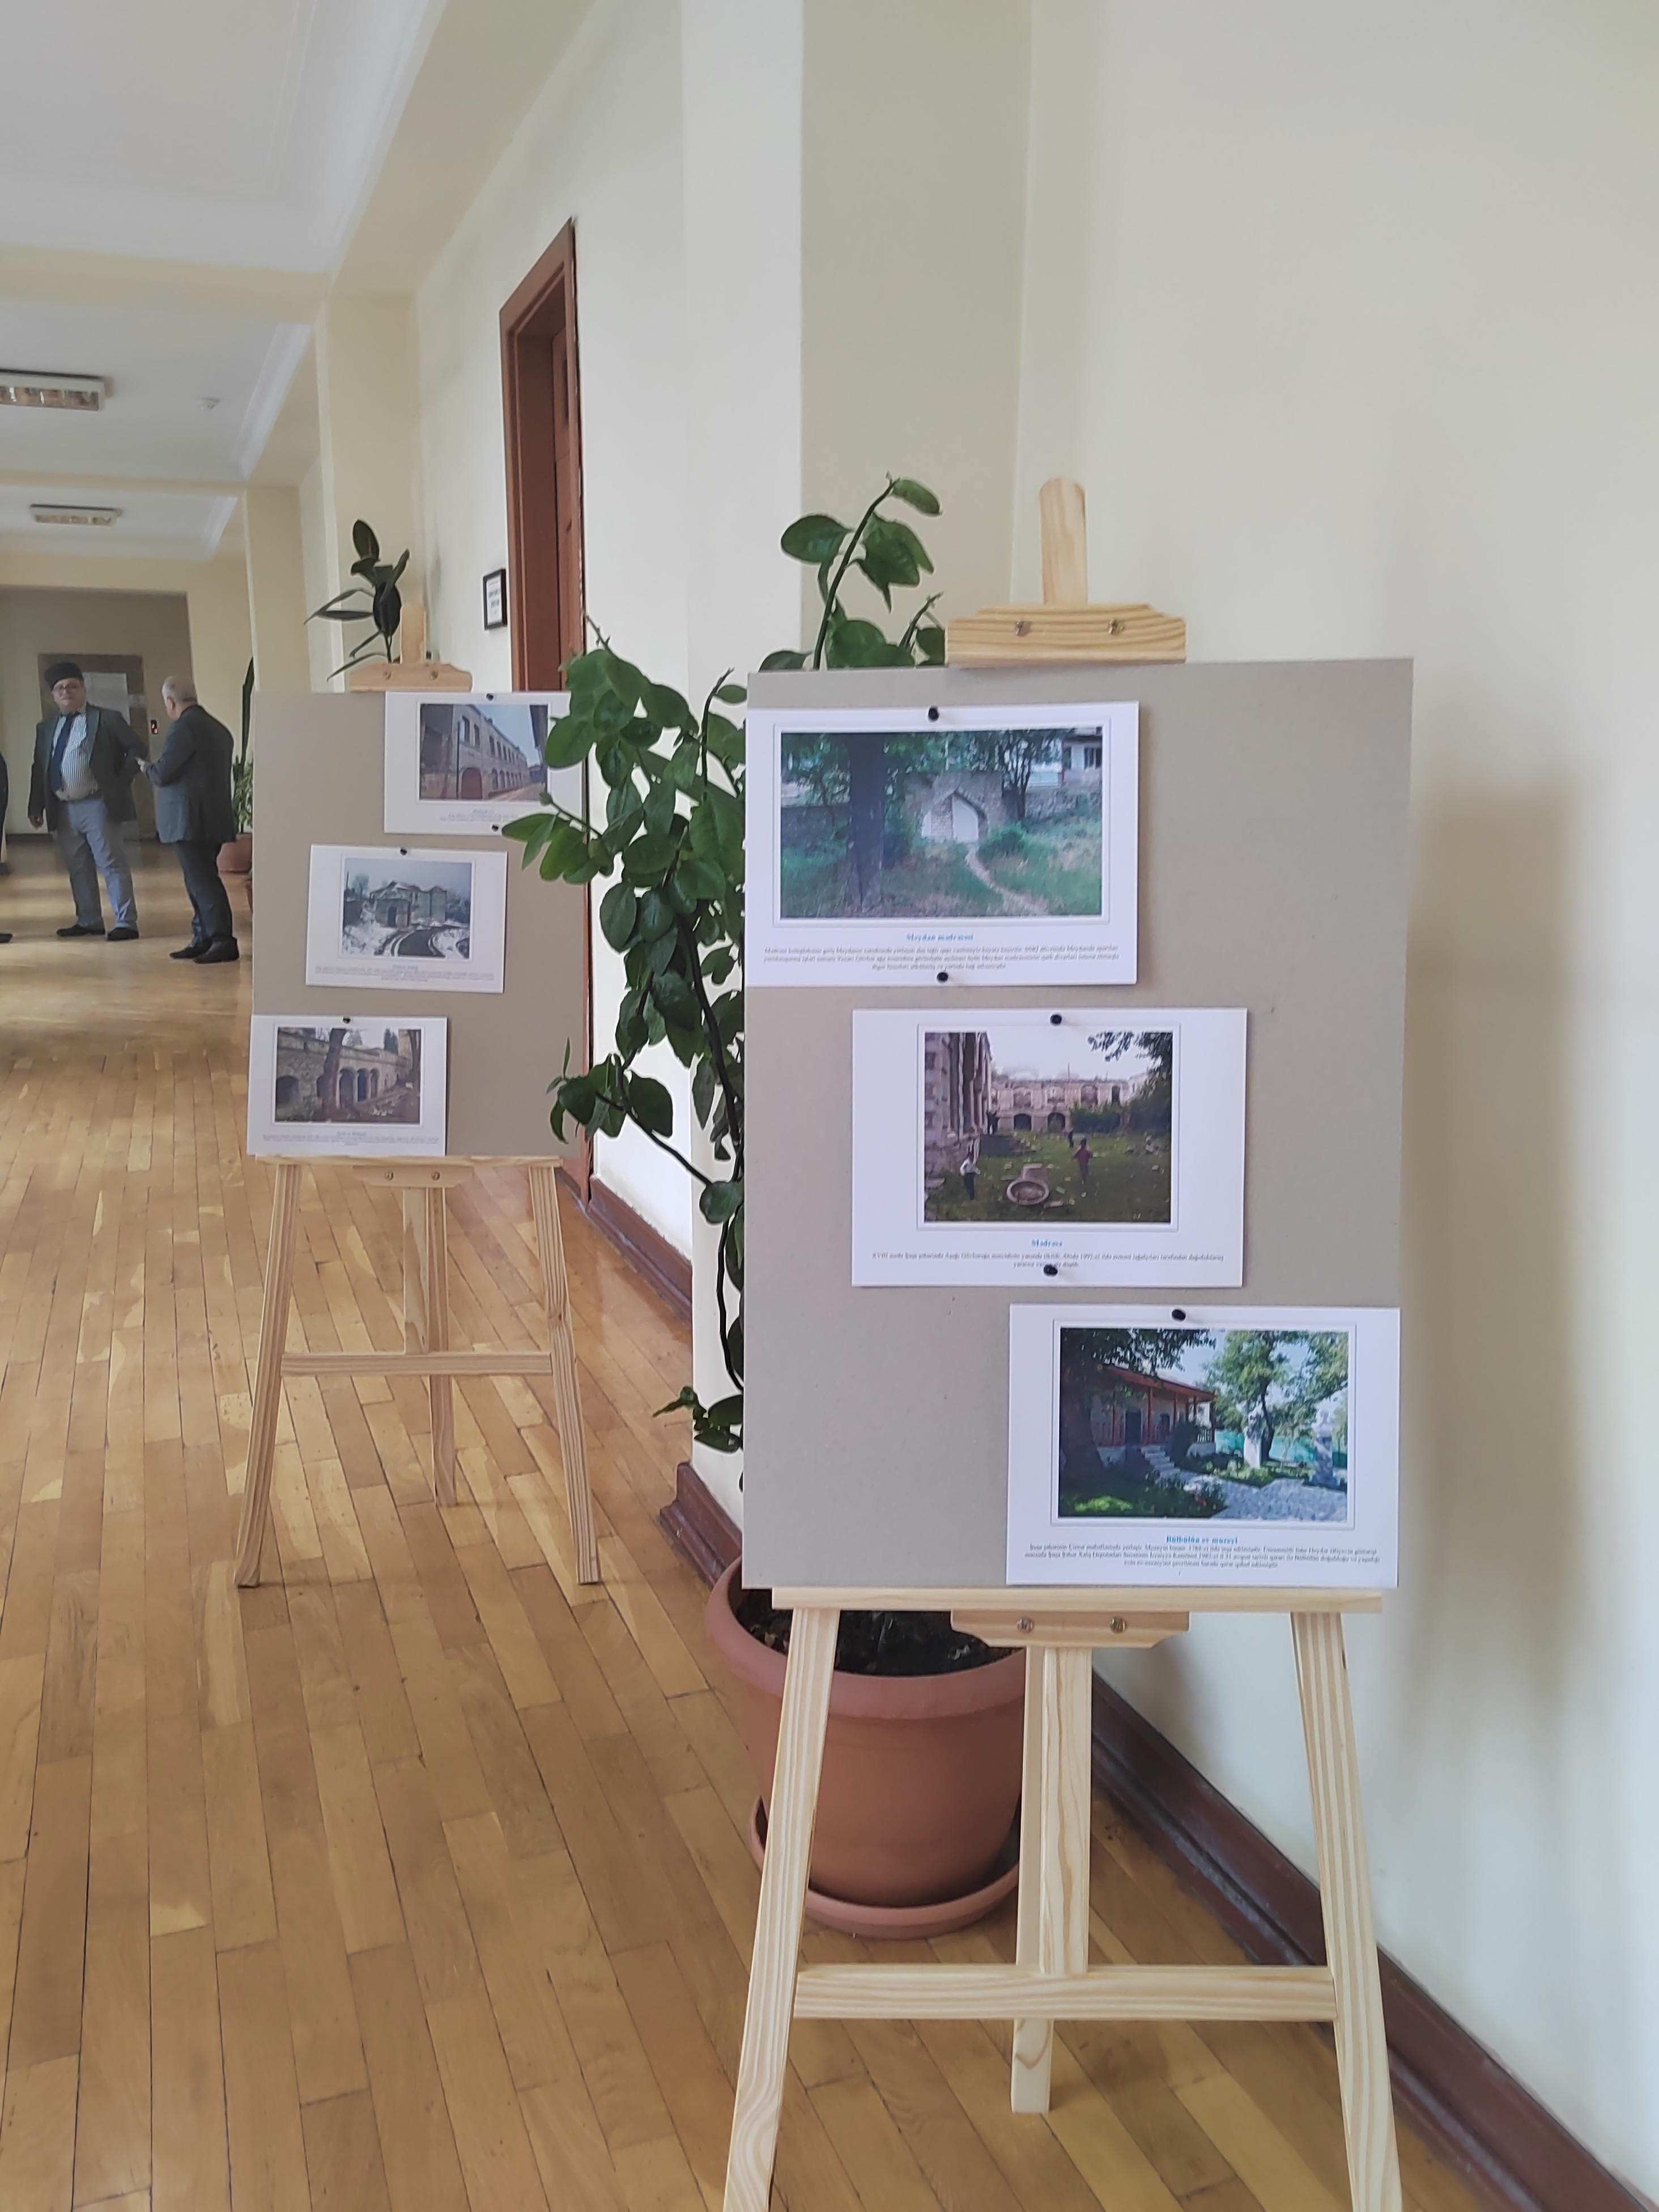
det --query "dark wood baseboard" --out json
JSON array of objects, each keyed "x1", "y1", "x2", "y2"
[
  {"x1": 660, "y1": 1455, "x2": 1649, "y2": 2212},
  {"x1": 1091, "y1": 1679, "x2": 1652, "y2": 2212},
  {"x1": 558, "y1": 1169, "x2": 692, "y2": 1323},
  {"x1": 660, "y1": 1459, "x2": 741, "y2": 1585}
]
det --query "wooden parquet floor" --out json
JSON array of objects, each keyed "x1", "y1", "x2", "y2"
[{"x1": 0, "y1": 840, "x2": 1482, "y2": 2211}]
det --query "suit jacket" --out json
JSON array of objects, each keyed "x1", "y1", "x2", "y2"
[
  {"x1": 29, "y1": 703, "x2": 146, "y2": 831},
  {"x1": 146, "y1": 704, "x2": 236, "y2": 845}
]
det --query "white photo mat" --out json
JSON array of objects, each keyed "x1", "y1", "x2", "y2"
[
  {"x1": 382, "y1": 690, "x2": 577, "y2": 835},
  {"x1": 746, "y1": 700, "x2": 1139, "y2": 986},
  {"x1": 246, "y1": 1015, "x2": 449, "y2": 1157},
  {"x1": 853, "y1": 1007, "x2": 1246, "y2": 1286},
  {"x1": 304, "y1": 845, "x2": 507, "y2": 993},
  {"x1": 1006, "y1": 1303, "x2": 1399, "y2": 1588}
]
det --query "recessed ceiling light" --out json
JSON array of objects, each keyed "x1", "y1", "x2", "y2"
[
  {"x1": 0, "y1": 371, "x2": 106, "y2": 410},
  {"x1": 31, "y1": 504, "x2": 122, "y2": 527}
]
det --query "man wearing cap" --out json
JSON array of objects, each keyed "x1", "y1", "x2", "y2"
[{"x1": 27, "y1": 660, "x2": 147, "y2": 939}]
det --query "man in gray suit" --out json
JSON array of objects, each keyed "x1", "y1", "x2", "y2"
[
  {"x1": 145, "y1": 675, "x2": 239, "y2": 963},
  {"x1": 28, "y1": 659, "x2": 147, "y2": 938}
]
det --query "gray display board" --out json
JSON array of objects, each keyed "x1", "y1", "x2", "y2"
[
  {"x1": 252, "y1": 693, "x2": 584, "y2": 1159},
  {"x1": 743, "y1": 661, "x2": 1411, "y2": 1588}
]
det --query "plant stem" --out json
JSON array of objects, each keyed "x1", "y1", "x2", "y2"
[{"x1": 811, "y1": 480, "x2": 895, "y2": 669}]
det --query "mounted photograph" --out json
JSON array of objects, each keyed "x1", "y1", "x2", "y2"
[
  {"x1": 922, "y1": 1024, "x2": 1171, "y2": 1227},
  {"x1": 246, "y1": 1015, "x2": 448, "y2": 1156},
  {"x1": 1006, "y1": 1304, "x2": 1401, "y2": 1588},
  {"x1": 747, "y1": 701, "x2": 1138, "y2": 985},
  {"x1": 852, "y1": 1006, "x2": 1245, "y2": 1285},
  {"x1": 382, "y1": 690, "x2": 578, "y2": 833},
  {"x1": 304, "y1": 845, "x2": 508, "y2": 992}
]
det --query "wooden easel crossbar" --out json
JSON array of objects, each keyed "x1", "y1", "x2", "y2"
[
  {"x1": 722, "y1": 1587, "x2": 1403, "y2": 2212},
  {"x1": 233, "y1": 1155, "x2": 599, "y2": 1589}
]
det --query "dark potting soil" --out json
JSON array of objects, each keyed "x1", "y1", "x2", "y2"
[{"x1": 734, "y1": 1585, "x2": 1003, "y2": 1677}]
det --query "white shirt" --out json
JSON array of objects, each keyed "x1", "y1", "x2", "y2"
[{"x1": 54, "y1": 712, "x2": 98, "y2": 802}]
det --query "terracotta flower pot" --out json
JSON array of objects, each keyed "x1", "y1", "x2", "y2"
[
  {"x1": 705, "y1": 1563, "x2": 1026, "y2": 1913},
  {"x1": 218, "y1": 833, "x2": 253, "y2": 877}
]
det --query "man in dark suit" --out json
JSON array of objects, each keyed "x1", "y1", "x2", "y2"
[
  {"x1": 28, "y1": 659, "x2": 147, "y2": 938},
  {"x1": 145, "y1": 675, "x2": 239, "y2": 963}
]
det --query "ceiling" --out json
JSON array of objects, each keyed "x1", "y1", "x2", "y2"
[{"x1": 0, "y1": 0, "x2": 590, "y2": 564}]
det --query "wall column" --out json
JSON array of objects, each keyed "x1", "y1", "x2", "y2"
[
  {"x1": 314, "y1": 293, "x2": 424, "y2": 659},
  {"x1": 243, "y1": 486, "x2": 312, "y2": 695}
]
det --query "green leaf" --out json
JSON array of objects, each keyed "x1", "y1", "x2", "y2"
[
  {"x1": 780, "y1": 513, "x2": 848, "y2": 564},
  {"x1": 673, "y1": 857, "x2": 722, "y2": 903},
  {"x1": 916, "y1": 624, "x2": 946, "y2": 666},
  {"x1": 601, "y1": 652, "x2": 643, "y2": 708},
  {"x1": 691, "y1": 1056, "x2": 717, "y2": 1128},
  {"x1": 598, "y1": 883, "x2": 637, "y2": 948},
  {"x1": 650, "y1": 971, "x2": 699, "y2": 1026},
  {"x1": 627, "y1": 1074, "x2": 674, "y2": 1137},
  {"x1": 351, "y1": 518, "x2": 380, "y2": 561},
  {"x1": 636, "y1": 888, "x2": 674, "y2": 940},
  {"x1": 621, "y1": 829, "x2": 678, "y2": 884},
  {"x1": 758, "y1": 648, "x2": 806, "y2": 671},
  {"x1": 888, "y1": 477, "x2": 941, "y2": 516},
  {"x1": 699, "y1": 1178, "x2": 743, "y2": 1223},
  {"x1": 641, "y1": 680, "x2": 694, "y2": 729},
  {"x1": 714, "y1": 683, "x2": 746, "y2": 704},
  {"x1": 643, "y1": 780, "x2": 677, "y2": 836},
  {"x1": 543, "y1": 716, "x2": 592, "y2": 771},
  {"x1": 824, "y1": 617, "x2": 897, "y2": 668}
]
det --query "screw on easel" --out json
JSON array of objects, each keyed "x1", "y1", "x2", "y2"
[
  {"x1": 1109, "y1": 1617, "x2": 1128, "y2": 1635},
  {"x1": 1015, "y1": 1616, "x2": 1034, "y2": 1633}
]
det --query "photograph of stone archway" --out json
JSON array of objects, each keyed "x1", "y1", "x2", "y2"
[{"x1": 273, "y1": 1024, "x2": 424, "y2": 1125}]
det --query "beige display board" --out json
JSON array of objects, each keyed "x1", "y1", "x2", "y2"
[
  {"x1": 251, "y1": 692, "x2": 585, "y2": 1158},
  {"x1": 743, "y1": 658, "x2": 1411, "y2": 1589}
]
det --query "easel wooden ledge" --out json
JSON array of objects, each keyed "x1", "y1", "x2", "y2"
[
  {"x1": 233, "y1": 1155, "x2": 599, "y2": 1590},
  {"x1": 724, "y1": 1585, "x2": 1401, "y2": 2212}
]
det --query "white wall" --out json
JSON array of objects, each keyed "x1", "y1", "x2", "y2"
[
  {"x1": 415, "y1": 0, "x2": 696, "y2": 1252},
  {"x1": 1014, "y1": 1, "x2": 1659, "y2": 2190}
]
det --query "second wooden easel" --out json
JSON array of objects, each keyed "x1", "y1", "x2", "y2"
[
  {"x1": 234, "y1": 1155, "x2": 599, "y2": 1589},
  {"x1": 723, "y1": 1586, "x2": 1401, "y2": 2212}
]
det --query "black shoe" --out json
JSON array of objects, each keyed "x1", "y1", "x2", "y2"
[
  {"x1": 0, "y1": 932, "x2": 11, "y2": 943},
  {"x1": 106, "y1": 926, "x2": 140, "y2": 942},
  {"x1": 195, "y1": 938, "x2": 240, "y2": 964},
  {"x1": 57, "y1": 922, "x2": 101, "y2": 938},
  {"x1": 170, "y1": 941, "x2": 209, "y2": 960}
]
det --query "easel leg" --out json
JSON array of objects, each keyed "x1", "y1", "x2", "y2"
[
  {"x1": 234, "y1": 1163, "x2": 303, "y2": 1588},
  {"x1": 1012, "y1": 1644, "x2": 1092, "y2": 2110},
  {"x1": 724, "y1": 1606, "x2": 838, "y2": 2212},
  {"x1": 1293, "y1": 1612, "x2": 1403, "y2": 2212},
  {"x1": 528, "y1": 1164, "x2": 599, "y2": 1584},
  {"x1": 1011, "y1": 1648, "x2": 1051, "y2": 2109}
]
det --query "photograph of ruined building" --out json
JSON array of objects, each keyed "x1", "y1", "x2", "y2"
[
  {"x1": 922, "y1": 1026, "x2": 1172, "y2": 1224},
  {"x1": 779, "y1": 728, "x2": 1103, "y2": 920},
  {"x1": 273, "y1": 1025, "x2": 424, "y2": 1124},
  {"x1": 418, "y1": 700, "x2": 547, "y2": 803}
]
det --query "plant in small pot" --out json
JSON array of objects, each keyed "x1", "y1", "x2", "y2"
[
  {"x1": 218, "y1": 658, "x2": 255, "y2": 878},
  {"x1": 507, "y1": 479, "x2": 1028, "y2": 1935}
]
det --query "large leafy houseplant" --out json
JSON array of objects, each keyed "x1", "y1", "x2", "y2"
[{"x1": 505, "y1": 474, "x2": 944, "y2": 1464}]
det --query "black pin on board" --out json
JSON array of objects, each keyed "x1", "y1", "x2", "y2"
[{"x1": 742, "y1": 660, "x2": 1412, "y2": 1588}]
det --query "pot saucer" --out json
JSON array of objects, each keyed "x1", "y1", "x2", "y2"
[{"x1": 749, "y1": 1800, "x2": 1020, "y2": 1938}]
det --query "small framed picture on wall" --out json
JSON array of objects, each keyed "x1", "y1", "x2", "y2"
[{"x1": 482, "y1": 568, "x2": 508, "y2": 629}]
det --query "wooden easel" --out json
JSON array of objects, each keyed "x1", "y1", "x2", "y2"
[
  {"x1": 723, "y1": 1586, "x2": 1401, "y2": 2212},
  {"x1": 233, "y1": 1156, "x2": 599, "y2": 1589}
]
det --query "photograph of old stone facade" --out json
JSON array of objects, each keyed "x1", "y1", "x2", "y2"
[
  {"x1": 1057, "y1": 1326, "x2": 1351, "y2": 1522},
  {"x1": 923, "y1": 1026, "x2": 1171, "y2": 1224},
  {"x1": 273, "y1": 1025, "x2": 424, "y2": 1124},
  {"x1": 341, "y1": 856, "x2": 473, "y2": 962},
  {"x1": 779, "y1": 727, "x2": 1103, "y2": 920},
  {"x1": 418, "y1": 701, "x2": 546, "y2": 803}
]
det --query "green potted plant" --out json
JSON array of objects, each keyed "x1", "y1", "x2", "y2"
[
  {"x1": 307, "y1": 520, "x2": 410, "y2": 677},
  {"x1": 508, "y1": 479, "x2": 1026, "y2": 1934},
  {"x1": 218, "y1": 657, "x2": 255, "y2": 878}
]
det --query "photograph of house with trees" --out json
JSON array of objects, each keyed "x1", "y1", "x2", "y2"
[
  {"x1": 924, "y1": 1027, "x2": 1172, "y2": 1224},
  {"x1": 779, "y1": 726, "x2": 1104, "y2": 920},
  {"x1": 273, "y1": 1025, "x2": 424, "y2": 1125},
  {"x1": 1057, "y1": 1325, "x2": 1351, "y2": 1521}
]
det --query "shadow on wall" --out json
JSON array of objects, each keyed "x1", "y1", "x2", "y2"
[{"x1": 1398, "y1": 777, "x2": 1635, "y2": 2066}]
